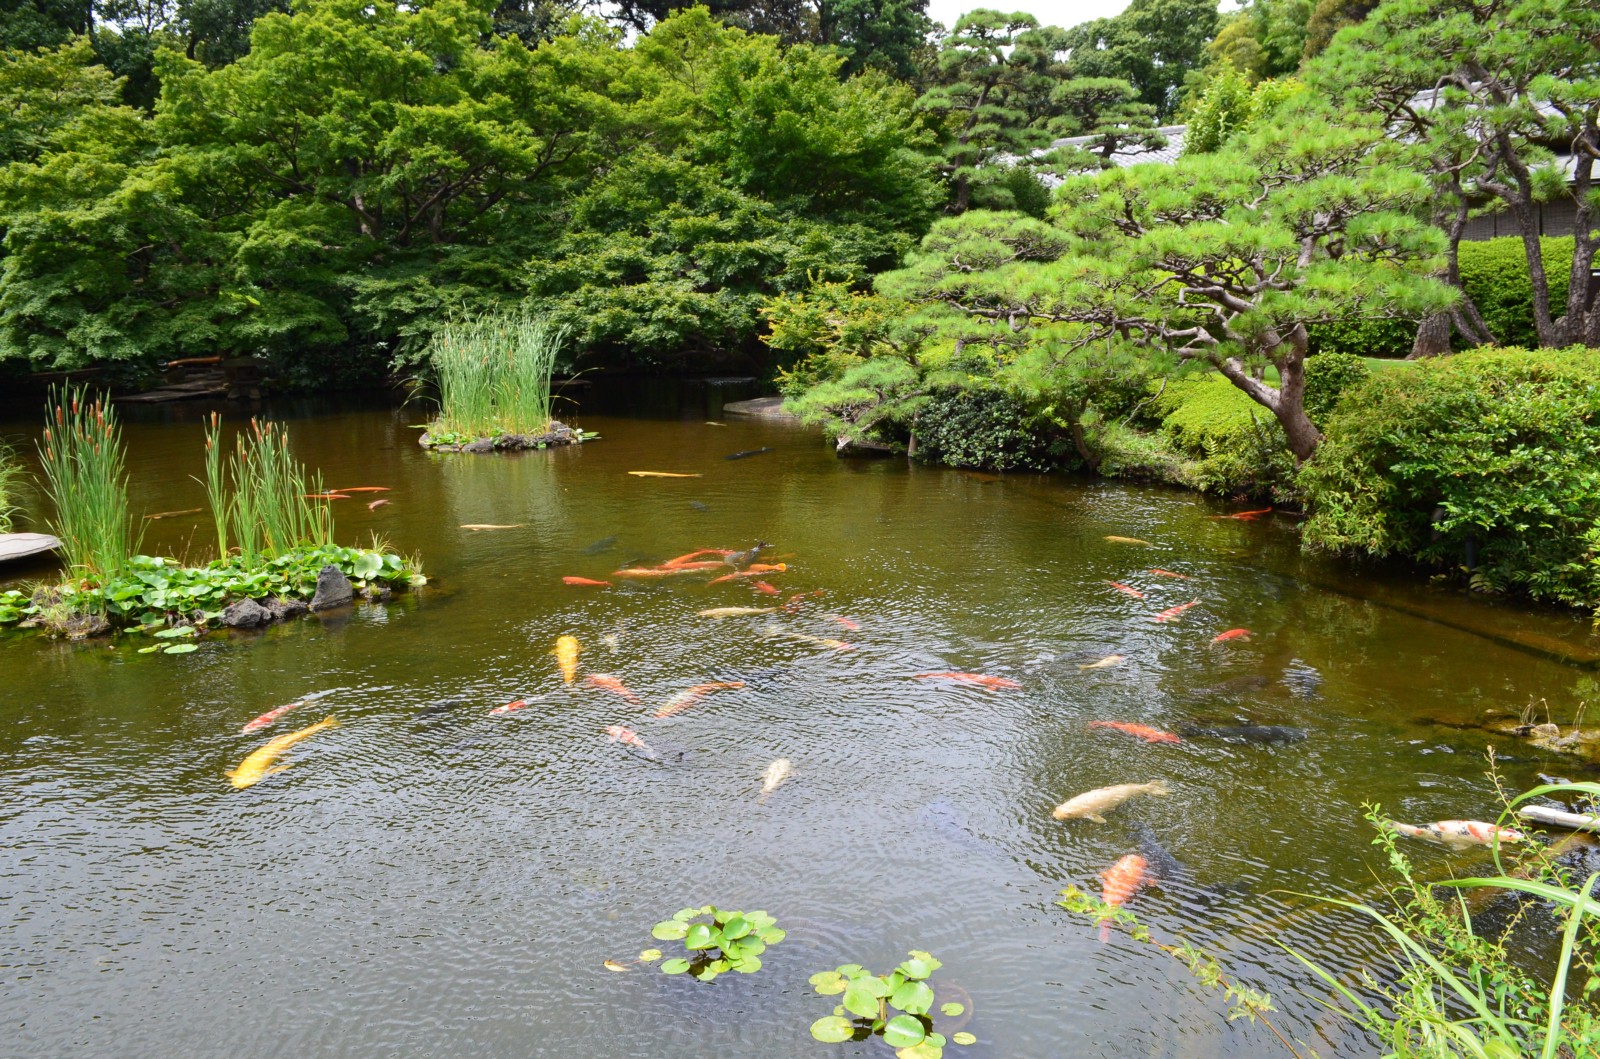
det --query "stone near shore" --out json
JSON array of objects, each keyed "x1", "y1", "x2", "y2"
[
  {"x1": 310, "y1": 565, "x2": 354, "y2": 611},
  {"x1": 220, "y1": 597, "x2": 271, "y2": 627}
]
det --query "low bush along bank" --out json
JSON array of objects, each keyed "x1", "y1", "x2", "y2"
[{"x1": 1299, "y1": 346, "x2": 1600, "y2": 613}]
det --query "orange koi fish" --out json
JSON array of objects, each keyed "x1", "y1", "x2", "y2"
[
  {"x1": 652, "y1": 560, "x2": 726, "y2": 572},
  {"x1": 1210, "y1": 628, "x2": 1251, "y2": 644},
  {"x1": 1152, "y1": 600, "x2": 1202, "y2": 623},
  {"x1": 1146, "y1": 569, "x2": 1191, "y2": 580},
  {"x1": 1099, "y1": 854, "x2": 1149, "y2": 941},
  {"x1": 337, "y1": 487, "x2": 391, "y2": 493},
  {"x1": 751, "y1": 581, "x2": 780, "y2": 596},
  {"x1": 563, "y1": 576, "x2": 612, "y2": 587},
  {"x1": 914, "y1": 672, "x2": 1022, "y2": 690},
  {"x1": 829, "y1": 615, "x2": 860, "y2": 631},
  {"x1": 662, "y1": 548, "x2": 734, "y2": 567},
  {"x1": 587, "y1": 674, "x2": 640, "y2": 704},
  {"x1": 1089, "y1": 720, "x2": 1182, "y2": 744},
  {"x1": 1105, "y1": 581, "x2": 1144, "y2": 599},
  {"x1": 488, "y1": 698, "x2": 529, "y2": 716},
  {"x1": 367, "y1": 498, "x2": 390, "y2": 511},
  {"x1": 1211, "y1": 507, "x2": 1273, "y2": 521},
  {"x1": 241, "y1": 700, "x2": 304, "y2": 734},
  {"x1": 654, "y1": 681, "x2": 746, "y2": 718},
  {"x1": 708, "y1": 564, "x2": 789, "y2": 584},
  {"x1": 604, "y1": 725, "x2": 654, "y2": 755},
  {"x1": 613, "y1": 567, "x2": 706, "y2": 579}
]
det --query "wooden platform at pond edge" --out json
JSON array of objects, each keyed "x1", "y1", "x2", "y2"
[
  {"x1": 721, "y1": 396, "x2": 798, "y2": 418},
  {"x1": 0, "y1": 533, "x2": 61, "y2": 563}
]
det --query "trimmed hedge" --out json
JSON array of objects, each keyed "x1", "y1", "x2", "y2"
[{"x1": 1299, "y1": 346, "x2": 1600, "y2": 613}]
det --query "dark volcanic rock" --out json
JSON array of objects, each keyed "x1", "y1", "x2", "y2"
[
  {"x1": 220, "y1": 597, "x2": 270, "y2": 627},
  {"x1": 261, "y1": 597, "x2": 308, "y2": 621},
  {"x1": 309, "y1": 565, "x2": 353, "y2": 611}
]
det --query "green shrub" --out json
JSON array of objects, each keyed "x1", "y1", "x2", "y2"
[
  {"x1": 913, "y1": 387, "x2": 1055, "y2": 471},
  {"x1": 1152, "y1": 375, "x2": 1295, "y2": 497},
  {"x1": 1302, "y1": 352, "x2": 1371, "y2": 422},
  {"x1": 1300, "y1": 347, "x2": 1600, "y2": 613},
  {"x1": 1306, "y1": 315, "x2": 1417, "y2": 358},
  {"x1": 1457, "y1": 235, "x2": 1574, "y2": 350}
]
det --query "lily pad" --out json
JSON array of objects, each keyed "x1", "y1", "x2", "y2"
[
  {"x1": 757, "y1": 927, "x2": 786, "y2": 944},
  {"x1": 952, "y1": 1032, "x2": 977, "y2": 1046},
  {"x1": 843, "y1": 981, "x2": 886, "y2": 1019},
  {"x1": 939, "y1": 1003, "x2": 965, "y2": 1018},
  {"x1": 684, "y1": 923, "x2": 715, "y2": 950},
  {"x1": 899, "y1": 956, "x2": 935, "y2": 980},
  {"x1": 882, "y1": 1015, "x2": 926, "y2": 1048},
  {"x1": 721, "y1": 915, "x2": 751, "y2": 939},
  {"x1": 896, "y1": 1033, "x2": 946, "y2": 1059},
  {"x1": 651, "y1": 921, "x2": 688, "y2": 941},
  {"x1": 162, "y1": 643, "x2": 198, "y2": 654},
  {"x1": 731, "y1": 955, "x2": 762, "y2": 973},
  {"x1": 659, "y1": 958, "x2": 691, "y2": 975},
  {"x1": 891, "y1": 980, "x2": 935, "y2": 1016},
  {"x1": 137, "y1": 645, "x2": 160, "y2": 654},
  {"x1": 153, "y1": 626, "x2": 196, "y2": 639},
  {"x1": 638, "y1": 949, "x2": 662, "y2": 962},
  {"x1": 810, "y1": 971, "x2": 846, "y2": 995},
  {"x1": 810, "y1": 1016, "x2": 854, "y2": 1043}
]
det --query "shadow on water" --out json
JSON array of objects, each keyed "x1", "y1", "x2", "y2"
[{"x1": 2, "y1": 383, "x2": 1598, "y2": 1058}]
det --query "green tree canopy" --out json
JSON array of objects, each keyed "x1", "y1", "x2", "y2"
[{"x1": 1062, "y1": 0, "x2": 1218, "y2": 119}]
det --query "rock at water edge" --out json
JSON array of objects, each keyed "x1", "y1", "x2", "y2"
[
  {"x1": 310, "y1": 565, "x2": 353, "y2": 611},
  {"x1": 220, "y1": 597, "x2": 271, "y2": 627}
]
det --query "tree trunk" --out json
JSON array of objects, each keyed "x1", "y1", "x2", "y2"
[
  {"x1": 1271, "y1": 346, "x2": 1322, "y2": 462},
  {"x1": 1409, "y1": 310, "x2": 1453, "y2": 358}
]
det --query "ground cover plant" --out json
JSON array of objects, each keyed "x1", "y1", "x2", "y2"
[
  {"x1": 1299, "y1": 347, "x2": 1600, "y2": 614},
  {"x1": 648, "y1": 906, "x2": 786, "y2": 981},
  {"x1": 808, "y1": 951, "x2": 976, "y2": 1057},
  {"x1": 424, "y1": 310, "x2": 565, "y2": 445}
]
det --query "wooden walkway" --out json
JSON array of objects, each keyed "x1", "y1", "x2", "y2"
[{"x1": 0, "y1": 533, "x2": 61, "y2": 563}]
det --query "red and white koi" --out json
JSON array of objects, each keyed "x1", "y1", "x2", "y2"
[
  {"x1": 1098, "y1": 853, "x2": 1150, "y2": 942},
  {"x1": 1146, "y1": 569, "x2": 1191, "y2": 580},
  {"x1": 1153, "y1": 600, "x2": 1202, "y2": 623},
  {"x1": 241, "y1": 700, "x2": 304, "y2": 734},
  {"x1": 587, "y1": 674, "x2": 640, "y2": 704},
  {"x1": 828, "y1": 615, "x2": 860, "y2": 631},
  {"x1": 655, "y1": 681, "x2": 746, "y2": 719},
  {"x1": 1385, "y1": 819, "x2": 1527, "y2": 850},
  {"x1": 914, "y1": 672, "x2": 1021, "y2": 690},
  {"x1": 488, "y1": 698, "x2": 529, "y2": 716},
  {"x1": 605, "y1": 725, "x2": 655, "y2": 756}
]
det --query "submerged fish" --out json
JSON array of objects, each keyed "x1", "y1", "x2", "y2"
[
  {"x1": 1384, "y1": 820, "x2": 1527, "y2": 850},
  {"x1": 627, "y1": 471, "x2": 701, "y2": 478},
  {"x1": 605, "y1": 724, "x2": 656, "y2": 758},
  {"x1": 1212, "y1": 507, "x2": 1273, "y2": 521},
  {"x1": 1132, "y1": 823, "x2": 1190, "y2": 884},
  {"x1": 725, "y1": 447, "x2": 773, "y2": 460},
  {"x1": 583, "y1": 535, "x2": 619, "y2": 555},
  {"x1": 758, "y1": 758, "x2": 794, "y2": 803},
  {"x1": 652, "y1": 560, "x2": 726, "y2": 572},
  {"x1": 1053, "y1": 781, "x2": 1170, "y2": 823},
  {"x1": 241, "y1": 700, "x2": 306, "y2": 734},
  {"x1": 1178, "y1": 724, "x2": 1307, "y2": 745},
  {"x1": 698, "y1": 606, "x2": 777, "y2": 618},
  {"x1": 1099, "y1": 853, "x2": 1149, "y2": 941},
  {"x1": 919, "y1": 799, "x2": 1003, "y2": 856},
  {"x1": 663, "y1": 548, "x2": 734, "y2": 567},
  {"x1": 1105, "y1": 581, "x2": 1145, "y2": 599},
  {"x1": 460, "y1": 523, "x2": 525, "y2": 530},
  {"x1": 655, "y1": 681, "x2": 746, "y2": 718},
  {"x1": 337, "y1": 487, "x2": 391, "y2": 494},
  {"x1": 751, "y1": 580, "x2": 780, "y2": 596},
  {"x1": 367, "y1": 498, "x2": 390, "y2": 511},
  {"x1": 227, "y1": 716, "x2": 338, "y2": 789},
  {"x1": 1210, "y1": 628, "x2": 1251, "y2": 643},
  {"x1": 1089, "y1": 721, "x2": 1182, "y2": 745},
  {"x1": 687, "y1": 501, "x2": 710, "y2": 512},
  {"x1": 1146, "y1": 569, "x2": 1191, "y2": 580},
  {"x1": 1153, "y1": 600, "x2": 1202, "y2": 623},
  {"x1": 829, "y1": 615, "x2": 860, "y2": 631},
  {"x1": 1105, "y1": 536, "x2": 1152, "y2": 546},
  {"x1": 488, "y1": 698, "x2": 529, "y2": 716},
  {"x1": 1079, "y1": 654, "x2": 1125, "y2": 671},
  {"x1": 761, "y1": 629, "x2": 854, "y2": 651},
  {"x1": 563, "y1": 576, "x2": 612, "y2": 587},
  {"x1": 553, "y1": 635, "x2": 580, "y2": 684},
  {"x1": 143, "y1": 507, "x2": 204, "y2": 520},
  {"x1": 303, "y1": 493, "x2": 350, "y2": 500},
  {"x1": 913, "y1": 672, "x2": 1021, "y2": 690},
  {"x1": 587, "y1": 674, "x2": 640, "y2": 704}
]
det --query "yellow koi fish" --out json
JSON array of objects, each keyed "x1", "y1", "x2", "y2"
[
  {"x1": 554, "y1": 635, "x2": 580, "y2": 684},
  {"x1": 1079, "y1": 654, "x2": 1125, "y2": 670},
  {"x1": 697, "y1": 606, "x2": 777, "y2": 618},
  {"x1": 627, "y1": 471, "x2": 702, "y2": 478},
  {"x1": 1104, "y1": 535, "x2": 1153, "y2": 546},
  {"x1": 227, "y1": 716, "x2": 338, "y2": 790}
]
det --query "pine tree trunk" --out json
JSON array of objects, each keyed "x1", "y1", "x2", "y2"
[{"x1": 1409, "y1": 311, "x2": 1453, "y2": 358}]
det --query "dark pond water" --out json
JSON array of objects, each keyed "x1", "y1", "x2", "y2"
[{"x1": 3, "y1": 381, "x2": 1598, "y2": 1058}]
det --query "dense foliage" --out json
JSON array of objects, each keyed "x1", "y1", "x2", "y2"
[{"x1": 1300, "y1": 347, "x2": 1600, "y2": 611}]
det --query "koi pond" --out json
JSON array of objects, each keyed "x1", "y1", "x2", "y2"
[{"x1": 3, "y1": 382, "x2": 1598, "y2": 1058}]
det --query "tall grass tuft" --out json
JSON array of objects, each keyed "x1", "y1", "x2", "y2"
[
  {"x1": 0, "y1": 442, "x2": 24, "y2": 533},
  {"x1": 428, "y1": 310, "x2": 565, "y2": 439},
  {"x1": 37, "y1": 386, "x2": 141, "y2": 586},
  {"x1": 200, "y1": 411, "x2": 229, "y2": 562},
  {"x1": 225, "y1": 418, "x2": 334, "y2": 562}
]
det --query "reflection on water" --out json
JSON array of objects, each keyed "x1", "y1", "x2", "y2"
[{"x1": 2, "y1": 382, "x2": 1598, "y2": 1058}]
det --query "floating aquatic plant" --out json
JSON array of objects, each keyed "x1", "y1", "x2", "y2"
[
  {"x1": 647, "y1": 906, "x2": 785, "y2": 981},
  {"x1": 809, "y1": 951, "x2": 975, "y2": 1057}
]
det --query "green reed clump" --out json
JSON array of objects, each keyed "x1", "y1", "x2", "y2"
[
  {"x1": 0, "y1": 442, "x2": 24, "y2": 533},
  {"x1": 196, "y1": 416, "x2": 333, "y2": 563},
  {"x1": 37, "y1": 386, "x2": 141, "y2": 587},
  {"x1": 427, "y1": 310, "x2": 565, "y2": 439}
]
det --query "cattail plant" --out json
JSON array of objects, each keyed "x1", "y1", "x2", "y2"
[
  {"x1": 428, "y1": 309, "x2": 565, "y2": 439},
  {"x1": 225, "y1": 418, "x2": 334, "y2": 562},
  {"x1": 37, "y1": 386, "x2": 141, "y2": 587}
]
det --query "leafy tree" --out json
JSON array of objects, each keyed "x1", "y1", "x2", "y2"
[
  {"x1": 1303, "y1": 0, "x2": 1376, "y2": 57},
  {"x1": 1046, "y1": 76, "x2": 1165, "y2": 171},
  {"x1": 1062, "y1": 0, "x2": 1218, "y2": 119},
  {"x1": 1311, "y1": 0, "x2": 1600, "y2": 352},
  {"x1": 0, "y1": 0, "x2": 91, "y2": 52},
  {"x1": 1185, "y1": 66, "x2": 1309, "y2": 154}
]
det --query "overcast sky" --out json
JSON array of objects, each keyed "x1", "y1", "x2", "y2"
[{"x1": 924, "y1": 0, "x2": 1135, "y2": 32}]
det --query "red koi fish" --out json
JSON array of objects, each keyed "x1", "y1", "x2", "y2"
[
  {"x1": 662, "y1": 548, "x2": 734, "y2": 567},
  {"x1": 708, "y1": 564, "x2": 790, "y2": 584},
  {"x1": 914, "y1": 672, "x2": 1022, "y2": 690},
  {"x1": 1153, "y1": 600, "x2": 1201, "y2": 623},
  {"x1": 587, "y1": 674, "x2": 640, "y2": 704},
  {"x1": 563, "y1": 576, "x2": 612, "y2": 587},
  {"x1": 337, "y1": 487, "x2": 391, "y2": 493},
  {"x1": 367, "y1": 498, "x2": 390, "y2": 511},
  {"x1": 604, "y1": 724, "x2": 654, "y2": 754},
  {"x1": 1146, "y1": 569, "x2": 1191, "y2": 580},
  {"x1": 1210, "y1": 628, "x2": 1252, "y2": 643},
  {"x1": 488, "y1": 698, "x2": 529, "y2": 716},
  {"x1": 1211, "y1": 507, "x2": 1273, "y2": 521},
  {"x1": 654, "y1": 681, "x2": 747, "y2": 719},
  {"x1": 1105, "y1": 581, "x2": 1144, "y2": 599},
  {"x1": 241, "y1": 700, "x2": 303, "y2": 734},
  {"x1": 613, "y1": 567, "x2": 705, "y2": 579},
  {"x1": 1099, "y1": 853, "x2": 1149, "y2": 942},
  {"x1": 829, "y1": 615, "x2": 860, "y2": 631},
  {"x1": 1089, "y1": 720, "x2": 1182, "y2": 745},
  {"x1": 751, "y1": 581, "x2": 780, "y2": 596},
  {"x1": 651, "y1": 560, "x2": 725, "y2": 572}
]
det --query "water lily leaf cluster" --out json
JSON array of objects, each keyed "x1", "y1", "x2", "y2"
[
  {"x1": 0, "y1": 545, "x2": 422, "y2": 630},
  {"x1": 648, "y1": 906, "x2": 785, "y2": 982},
  {"x1": 809, "y1": 951, "x2": 973, "y2": 1058}
]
